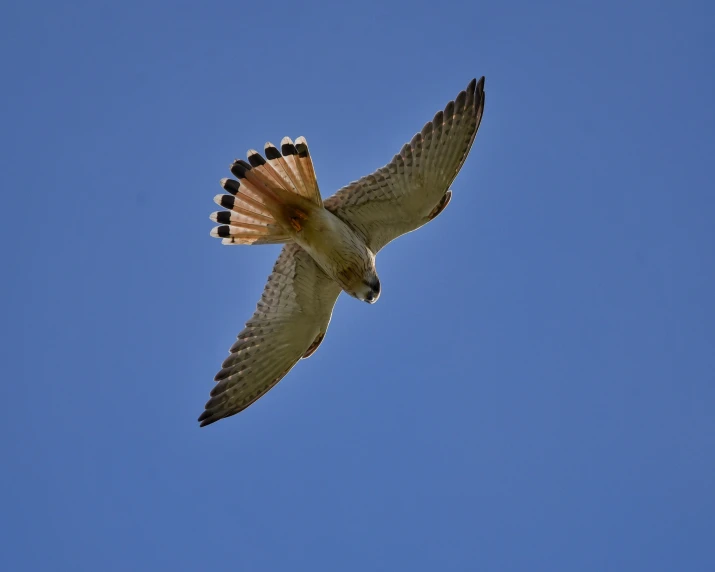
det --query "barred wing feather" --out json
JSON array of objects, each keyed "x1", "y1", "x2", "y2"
[
  {"x1": 323, "y1": 77, "x2": 485, "y2": 253},
  {"x1": 198, "y1": 243, "x2": 341, "y2": 426}
]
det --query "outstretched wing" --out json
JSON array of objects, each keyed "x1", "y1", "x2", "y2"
[
  {"x1": 198, "y1": 243, "x2": 341, "y2": 426},
  {"x1": 323, "y1": 77, "x2": 485, "y2": 253}
]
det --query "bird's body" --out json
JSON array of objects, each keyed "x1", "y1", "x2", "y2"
[
  {"x1": 199, "y1": 77, "x2": 486, "y2": 426},
  {"x1": 290, "y1": 204, "x2": 380, "y2": 303}
]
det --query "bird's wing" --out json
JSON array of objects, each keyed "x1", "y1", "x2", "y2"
[
  {"x1": 323, "y1": 77, "x2": 485, "y2": 253},
  {"x1": 198, "y1": 243, "x2": 341, "y2": 426}
]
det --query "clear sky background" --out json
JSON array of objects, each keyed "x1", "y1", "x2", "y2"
[{"x1": 4, "y1": 0, "x2": 715, "y2": 570}]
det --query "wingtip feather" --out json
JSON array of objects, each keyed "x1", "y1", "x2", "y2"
[
  {"x1": 213, "y1": 194, "x2": 231, "y2": 208},
  {"x1": 264, "y1": 142, "x2": 281, "y2": 160},
  {"x1": 281, "y1": 137, "x2": 297, "y2": 156},
  {"x1": 247, "y1": 149, "x2": 267, "y2": 167},
  {"x1": 230, "y1": 160, "x2": 252, "y2": 179},
  {"x1": 210, "y1": 225, "x2": 231, "y2": 238},
  {"x1": 220, "y1": 178, "x2": 240, "y2": 195}
]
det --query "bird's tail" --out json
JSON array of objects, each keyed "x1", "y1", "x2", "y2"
[{"x1": 210, "y1": 137, "x2": 323, "y2": 245}]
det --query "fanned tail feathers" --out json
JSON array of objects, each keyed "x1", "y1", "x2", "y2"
[{"x1": 210, "y1": 136, "x2": 322, "y2": 245}]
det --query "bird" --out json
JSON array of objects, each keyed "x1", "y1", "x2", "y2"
[{"x1": 198, "y1": 77, "x2": 486, "y2": 426}]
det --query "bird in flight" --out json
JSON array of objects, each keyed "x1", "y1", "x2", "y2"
[{"x1": 199, "y1": 77, "x2": 486, "y2": 426}]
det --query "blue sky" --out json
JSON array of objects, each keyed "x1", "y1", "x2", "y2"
[{"x1": 4, "y1": 0, "x2": 715, "y2": 570}]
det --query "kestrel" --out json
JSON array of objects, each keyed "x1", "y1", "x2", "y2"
[{"x1": 199, "y1": 77, "x2": 486, "y2": 426}]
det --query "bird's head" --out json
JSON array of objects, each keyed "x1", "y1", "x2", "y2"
[
  {"x1": 340, "y1": 247, "x2": 381, "y2": 304},
  {"x1": 353, "y1": 274, "x2": 381, "y2": 304}
]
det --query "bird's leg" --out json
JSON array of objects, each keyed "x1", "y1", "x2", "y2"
[
  {"x1": 428, "y1": 190, "x2": 452, "y2": 221},
  {"x1": 302, "y1": 332, "x2": 325, "y2": 358},
  {"x1": 287, "y1": 208, "x2": 308, "y2": 232}
]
